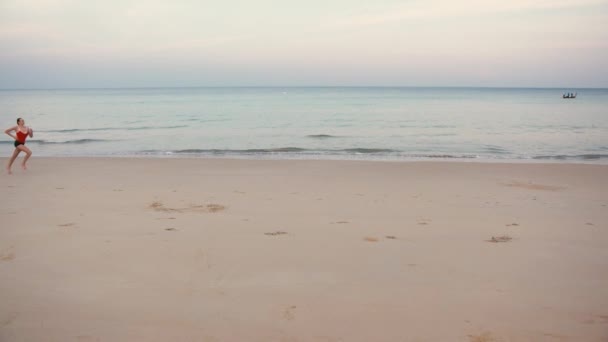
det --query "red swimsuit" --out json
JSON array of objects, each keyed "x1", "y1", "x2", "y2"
[{"x1": 16, "y1": 130, "x2": 28, "y2": 143}]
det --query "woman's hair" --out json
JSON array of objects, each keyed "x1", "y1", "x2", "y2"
[{"x1": 17, "y1": 117, "x2": 23, "y2": 124}]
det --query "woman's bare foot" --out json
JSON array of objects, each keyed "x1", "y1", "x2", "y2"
[
  {"x1": 7, "y1": 167, "x2": 12, "y2": 175},
  {"x1": 21, "y1": 163, "x2": 27, "y2": 171}
]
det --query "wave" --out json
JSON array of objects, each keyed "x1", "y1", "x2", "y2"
[
  {"x1": 532, "y1": 154, "x2": 608, "y2": 160},
  {"x1": 482, "y1": 145, "x2": 510, "y2": 154},
  {"x1": 343, "y1": 148, "x2": 395, "y2": 153},
  {"x1": 138, "y1": 148, "x2": 477, "y2": 159},
  {"x1": 3, "y1": 139, "x2": 606, "y2": 162},
  {"x1": 0, "y1": 139, "x2": 111, "y2": 145},
  {"x1": 40, "y1": 125, "x2": 187, "y2": 133},
  {"x1": 170, "y1": 147, "x2": 310, "y2": 154},
  {"x1": 407, "y1": 154, "x2": 477, "y2": 159},
  {"x1": 135, "y1": 148, "x2": 608, "y2": 162},
  {"x1": 306, "y1": 134, "x2": 339, "y2": 138}
]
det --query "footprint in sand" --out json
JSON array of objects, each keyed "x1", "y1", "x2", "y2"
[
  {"x1": 417, "y1": 218, "x2": 432, "y2": 226},
  {"x1": 0, "y1": 248, "x2": 15, "y2": 262},
  {"x1": 150, "y1": 201, "x2": 168, "y2": 211},
  {"x1": 58, "y1": 223, "x2": 76, "y2": 228},
  {"x1": 195, "y1": 203, "x2": 225, "y2": 213},
  {"x1": 487, "y1": 235, "x2": 512, "y2": 243},
  {"x1": 468, "y1": 331, "x2": 497, "y2": 342},
  {"x1": 1, "y1": 312, "x2": 18, "y2": 327},
  {"x1": 364, "y1": 237, "x2": 379, "y2": 242},
  {"x1": 283, "y1": 305, "x2": 297, "y2": 321},
  {"x1": 385, "y1": 235, "x2": 397, "y2": 239},
  {"x1": 165, "y1": 228, "x2": 178, "y2": 231},
  {"x1": 330, "y1": 221, "x2": 349, "y2": 224},
  {"x1": 265, "y1": 231, "x2": 287, "y2": 236},
  {"x1": 506, "y1": 223, "x2": 519, "y2": 227},
  {"x1": 149, "y1": 201, "x2": 226, "y2": 213},
  {"x1": 502, "y1": 180, "x2": 564, "y2": 191}
]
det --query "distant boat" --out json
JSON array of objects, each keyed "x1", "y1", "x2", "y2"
[{"x1": 563, "y1": 92, "x2": 577, "y2": 99}]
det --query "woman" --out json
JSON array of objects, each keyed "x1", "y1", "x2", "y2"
[{"x1": 5, "y1": 118, "x2": 33, "y2": 174}]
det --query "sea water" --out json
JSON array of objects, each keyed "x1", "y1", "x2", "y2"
[{"x1": 1, "y1": 87, "x2": 607, "y2": 163}]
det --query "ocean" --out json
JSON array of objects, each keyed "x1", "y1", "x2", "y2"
[{"x1": 1, "y1": 87, "x2": 607, "y2": 163}]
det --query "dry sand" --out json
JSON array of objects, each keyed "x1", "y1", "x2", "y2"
[{"x1": 1, "y1": 158, "x2": 607, "y2": 341}]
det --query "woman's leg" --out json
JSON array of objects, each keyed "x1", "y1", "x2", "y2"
[
  {"x1": 17, "y1": 145, "x2": 32, "y2": 170},
  {"x1": 7, "y1": 148, "x2": 21, "y2": 174}
]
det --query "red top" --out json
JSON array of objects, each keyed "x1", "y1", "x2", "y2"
[{"x1": 16, "y1": 130, "x2": 28, "y2": 143}]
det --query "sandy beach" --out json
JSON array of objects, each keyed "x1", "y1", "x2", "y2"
[{"x1": 1, "y1": 157, "x2": 607, "y2": 341}]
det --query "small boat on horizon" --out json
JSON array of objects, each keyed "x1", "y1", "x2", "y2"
[{"x1": 563, "y1": 92, "x2": 577, "y2": 99}]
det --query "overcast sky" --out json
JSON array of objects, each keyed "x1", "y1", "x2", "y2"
[{"x1": 1, "y1": 0, "x2": 607, "y2": 88}]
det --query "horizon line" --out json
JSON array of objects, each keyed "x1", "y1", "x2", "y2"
[{"x1": 1, "y1": 85, "x2": 605, "y2": 91}]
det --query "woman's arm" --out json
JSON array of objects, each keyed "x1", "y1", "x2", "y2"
[
  {"x1": 28, "y1": 127, "x2": 33, "y2": 138},
  {"x1": 4, "y1": 126, "x2": 17, "y2": 140}
]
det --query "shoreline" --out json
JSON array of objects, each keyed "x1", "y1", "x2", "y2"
[
  {"x1": 1, "y1": 157, "x2": 607, "y2": 341},
  {"x1": 5, "y1": 154, "x2": 608, "y2": 166}
]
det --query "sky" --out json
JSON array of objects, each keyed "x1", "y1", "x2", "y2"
[{"x1": 1, "y1": 0, "x2": 607, "y2": 88}]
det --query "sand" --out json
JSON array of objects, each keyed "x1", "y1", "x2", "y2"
[{"x1": 1, "y1": 157, "x2": 607, "y2": 341}]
